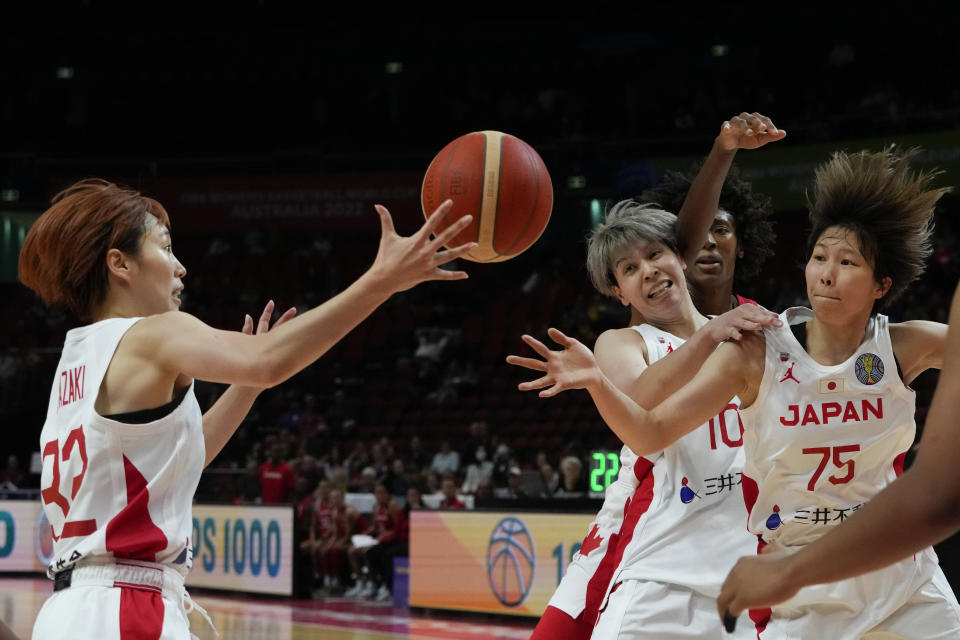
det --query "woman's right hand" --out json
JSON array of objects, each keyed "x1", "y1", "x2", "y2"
[
  {"x1": 702, "y1": 304, "x2": 782, "y2": 343},
  {"x1": 506, "y1": 328, "x2": 603, "y2": 398},
  {"x1": 716, "y1": 112, "x2": 786, "y2": 152},
  {"x1": 367, "y1": 200, "x2": 478, "y2": 293}
]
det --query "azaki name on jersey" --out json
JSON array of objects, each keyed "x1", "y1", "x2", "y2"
[{"x1": 57, "y1": 364, "x2": 87, "y2": 409}]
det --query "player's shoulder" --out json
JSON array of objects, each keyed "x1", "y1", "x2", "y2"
[
  {"x1": 596, "y1": 326, "x2": 646, "y2": 349},
  {"x1": 595, "y1": 326, "x2": 649, "y2": 363},
  {"x1": 125, "y1": 310, "x2": 205, "y2": 344},
  {"x1": 889, "y1": 319, "x2": 945, "y2": 355},
  {"x1": 889, "y1": 319, "x2": 945, "y2": 337}
]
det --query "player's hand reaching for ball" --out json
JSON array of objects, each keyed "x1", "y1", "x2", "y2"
[
  {"x1": 703, "y1": 304, "x2": 782, "y2": 344},
  {"x1": 368, "y1": 200, "x2": 478, "y2": 293},
  {"x1": 507, "y1": 328, "x2": 603, "y2": 397},
  {"x1": 717, "y1": 112, "x2": 786, "y2": 152}
]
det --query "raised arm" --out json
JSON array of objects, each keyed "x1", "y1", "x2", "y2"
[
  {"x1": 134, "y1": 201, "x2": 476, "y2": 389},
  {"x1": 676, "y1": 112, "x2": 786, "y2": 265},
  {"x1": 508, "y1": 317, "x2": 766, "y2": 455},
  {"x1": 589, "y1": 336, "x2": 759, "y2": 455},
  {"x1": 718, "y1": 283, "x2": 960, "y2": 623},
  {"x1": 596, "y1": 305, "x2": 780, "y2": 409}
]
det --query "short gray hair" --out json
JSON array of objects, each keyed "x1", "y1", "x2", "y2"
[{"x1": 586, "y1": 200, "x2": 678, "y2": 297}]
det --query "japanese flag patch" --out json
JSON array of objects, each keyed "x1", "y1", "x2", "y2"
[{"x1": 819, "y1": 378, "x2": 845, "y2": 394}]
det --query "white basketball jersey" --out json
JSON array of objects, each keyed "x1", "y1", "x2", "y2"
[
  {"x1": 546, "y1": 439, "x2": 645, "y2": 619},
  {"x1": 608, "y1": 324, "x2": 756, "y2": 594},
  {"x1": 38, "y1": 318, "x2": 205, "y2": 578},
  {"x1": 741, "y1": 307, "x2": 916, "y2": 548}
]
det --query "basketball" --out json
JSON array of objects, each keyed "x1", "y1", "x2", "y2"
[{"x1": 421, "y1": 131, "x2": 553, "y2": 263}]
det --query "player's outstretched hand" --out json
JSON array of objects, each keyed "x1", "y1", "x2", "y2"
[
  {"x1": 506, "y1": 328, "x2": 602, "y2": 398},
  {"x1": 717, "y1": 112, "x2": 786, "y2": 152},
  {"x1": 717, "y1": 544, "x2": 798, "y2": 632},
  {"x1": 368, "y1": 200, "x2": 478, "y2": 293},
  {"x1": 703, "y1": 304, "x2": 782, "y2": 343}
]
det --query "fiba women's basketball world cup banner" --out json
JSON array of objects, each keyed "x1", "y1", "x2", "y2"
[{"x1": 410, "y1": 510, "x2": 595, "y2": 616}]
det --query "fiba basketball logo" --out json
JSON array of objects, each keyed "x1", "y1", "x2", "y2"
[
  {"x1": 486, "y1": 517, "x2": 536, "y2": 607},
  {"x1": 854, "y1": 352, "x2": 884, "y2": 385}
]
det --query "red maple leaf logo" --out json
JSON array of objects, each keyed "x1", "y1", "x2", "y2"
[{"x1": 579, "y1": 524, "x2": 604, "y2": 557}]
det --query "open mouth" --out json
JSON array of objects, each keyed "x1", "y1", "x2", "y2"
[{"x1": 647, "y1": 280, "x2": 673, "y2": 299}]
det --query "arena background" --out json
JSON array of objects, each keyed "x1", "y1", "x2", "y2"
[{"x1": 1, "y1": 4, "x2": 959, "y2": 635}]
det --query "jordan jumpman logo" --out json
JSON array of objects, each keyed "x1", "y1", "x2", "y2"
[{"x1": 780, "y1": 362, "x2": 800, "y2": 384}]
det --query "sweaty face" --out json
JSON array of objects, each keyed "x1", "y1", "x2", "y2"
[
  {"x1": 805, "y1": 226, "x2": 889, "y2": 321},
  {"x1": 128, "y1": 215, "x2": 187, "y2": 315},
  {"x1": 685, "y1": 211, "x2": 742, "y2": 297},
  {"x1": 610, "y1": 238, "x2": 689, "y2": 323}
]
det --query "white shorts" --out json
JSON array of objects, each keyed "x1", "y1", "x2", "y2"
[
  {"x1": 591, "y1": 579, "x2": 757, "y2": 640},
  {"x1": 32, "y1": 560, "x2": 211, "y2": 640},
  {"x1": 760, "y1": 554, "x2": 960, "y2": 639}
]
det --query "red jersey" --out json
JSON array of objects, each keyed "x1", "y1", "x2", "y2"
[
  {"x1": 440, "y1": 496, "x2": 466, "y2": 509},
  {"x1": 258, "y1": 461, "x2": 296, "y2": 504},
  {"x1": 374, "y1": 503, "x2": 405, "y2": 542},
  {"x1": 313, "y1": 499, "x2": 333, "y2": 538}
]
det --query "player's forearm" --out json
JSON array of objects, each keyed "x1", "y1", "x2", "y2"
[
  {"x1": 781, "y1": 467, "x2": 960, "y2": 589},
  {"x1": 628, "y1": 327, "x2": 720, "y2": 409},
  {"x1": 202, "y1": 385, "x2": 261, "y2": 466},
  {"x1": 255, "y1": 270, "x2": 393, "y2": 386},
  {"x1": 677, "y1": 139, "x2": 737, "y2": 261},
  {"x1": 586, "y1": 375, "x2": 671, "y2": 455}
]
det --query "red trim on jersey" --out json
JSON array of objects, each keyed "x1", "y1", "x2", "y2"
[
  {"x1": 741, "y1": 473, "x2": 760, "y2": 520},
  {"x1": 735, "y1": 294, "x2": 758, "y2": 307},
  {"x1": 893, "y1": 451, "x2": 907, "y2": 477},
  {"x1": 118, "y1": 586, "x2": 164, "y2": 640},
  {"x1": 106, "y1": 456, "x2": 168, "y2": 561},
  {"x1": 61, "y1": 519, "x2": 97, "y2": 538},
  {"x1": 581, "y1": 456, "x2": 656, "y2": 624},
  {"x1": 530, "y1": 605, "x2": 593, "y2": 640}
]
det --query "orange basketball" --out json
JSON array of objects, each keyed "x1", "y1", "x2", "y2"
[{"x1": 421, "y1": 131, "x2": 553, "y2": 263}]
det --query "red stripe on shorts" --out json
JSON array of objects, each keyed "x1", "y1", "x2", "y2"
[{"x1": 118, "y1": 586, "x2": 164, "y2": 640}]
